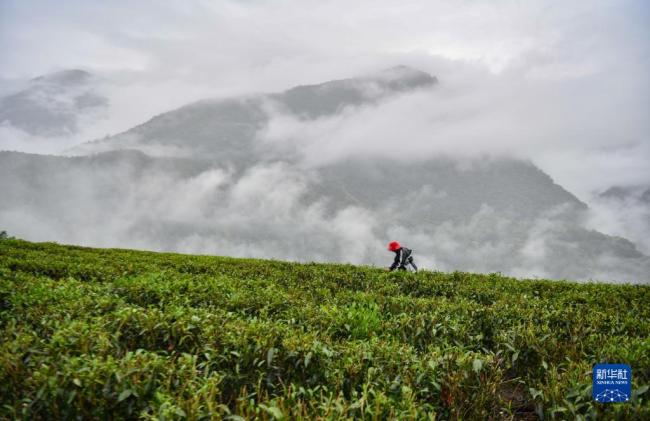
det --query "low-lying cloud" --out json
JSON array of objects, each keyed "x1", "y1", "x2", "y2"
[
  {"x1": 2, "y1": 150, "x2": 648, "y2": 282},
  {"x1": 1, "y1": 0, "x2": 649, "y2": 283},
  {"x1": 259, "y1": 68, "x2": 649, "y2": 201}
]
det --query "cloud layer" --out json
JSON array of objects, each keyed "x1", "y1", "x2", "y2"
[
  {"x1": 2, "y1": 0, "x2": 648, "y2": 196},
  {"x1": 1, "y1": 0, "x2": 649, "y2": 282}
]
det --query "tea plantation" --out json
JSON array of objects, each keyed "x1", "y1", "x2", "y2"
[{"x1": 1, "y1": 239, "x2": 648, "y2": 420}]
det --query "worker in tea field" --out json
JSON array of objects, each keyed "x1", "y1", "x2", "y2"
[{"x1": 387, "y1": 241, "x2": 418, "y2": 272}]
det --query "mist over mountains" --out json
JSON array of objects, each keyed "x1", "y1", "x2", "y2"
[
  {"x1": 588, "y1": 184, "x2": 650, "y2": 256},
  {"x1": 71, "y1": 66, "x2": 438, "y2": 161},
  {"x1": 0, "y1": 69, "x2": 107, "y2": 137},
  {"x1": 1, "y1": 66, "x2": 648, "y2": 283}
]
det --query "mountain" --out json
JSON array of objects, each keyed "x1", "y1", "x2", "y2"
[
  {"x1": 1, "y1": 148, "x2": 647, "y2": 282},
  {"x1": 72, "y1": 66, "x2": 437, "y2": 160},
  {"x1": 1, "y1": 66, "x2": 648, "y2": 282},
  {"x1": 0, "y1": 69, "x2": 108, "y2": 136},
  {"x1": 593, "y1": 184, "x2": 650, "y2": 256},
  {"x1": 270, "y1": 65, "x2": 438, "y2": 118}
]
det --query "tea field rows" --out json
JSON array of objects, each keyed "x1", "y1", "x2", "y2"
[{"x1": 1, "y1": 239, "x2": 649, "y2": 419}]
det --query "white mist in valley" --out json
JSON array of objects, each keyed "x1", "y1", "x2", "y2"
[{"x1": 1, "y1": 0, "x2": 648, "y2": 283}]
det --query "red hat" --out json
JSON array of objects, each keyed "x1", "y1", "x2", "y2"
[{"x1": 387, "y1": 241, "x2": 401, "y2": 251}]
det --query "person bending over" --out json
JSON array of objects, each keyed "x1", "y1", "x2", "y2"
[{"x1": 387, "y1": 241, "x2": 418, "y2": 272}]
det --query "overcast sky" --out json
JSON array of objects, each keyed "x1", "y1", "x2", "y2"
[
  {"x1": 3, "y1": 1, "x2": 649, "y2": 81},
  {"x1": 1, "y1": 0, "x2": 650, "y2": 280},
  {"x1": 1, "y1": 0, "x2": 649, "y2": 198}
]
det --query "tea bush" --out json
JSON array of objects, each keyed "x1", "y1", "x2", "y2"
[{"x1": 0, "y1": 239, "x2": 648, "y2": 419}]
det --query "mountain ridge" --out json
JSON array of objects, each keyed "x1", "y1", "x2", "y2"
[
  {"x1": 1, "y1": 66, "x2": 648, "y2": 282},
  {"x1": 71, "y1": 65, "x2": 437, "y2": 158}
]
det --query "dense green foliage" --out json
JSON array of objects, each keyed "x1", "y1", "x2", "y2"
[{"x1": 1, "y1": 239, "x2": 649, "y2": 420}]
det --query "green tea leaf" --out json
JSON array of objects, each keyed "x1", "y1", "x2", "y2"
[
  {"x1": 636, "y1": 385, "x2": 649, "y2": 396},
  {"x1": 117, "y1": 390, "x2": 132, "y2": 402}
]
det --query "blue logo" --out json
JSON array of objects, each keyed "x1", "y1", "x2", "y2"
[{"x1": 593, "y1": 363, "x2": 631, "y2": 403}]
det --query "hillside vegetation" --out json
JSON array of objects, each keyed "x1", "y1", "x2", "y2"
[{"x1": 1, "y1": 239, "x2": 649, "y2": 419}]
